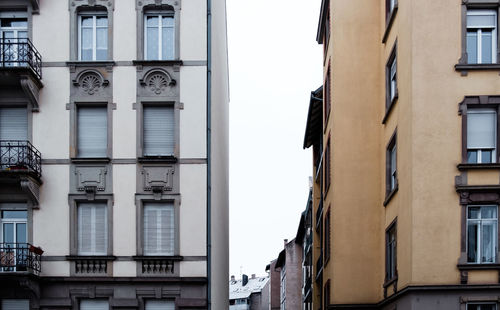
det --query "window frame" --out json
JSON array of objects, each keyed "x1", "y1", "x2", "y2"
[
  {"x1": 466, "y1": 108, "x2": 497, "y2": 164},
  {"x1": 383, "y1": 42, "x2": 398, "y2": 123},
  {"x1": 143, "y1": 12, "x2": 175, "y2": 61},
  {"x1": 459, "y1": 96, "x2": 500, "y2": 166},
  {"x1": 76, "y1": 105, "x2": 109, "y2": 159},
  {"x1": 76, "y1": 202, "x2": 108, "y2": 256},
  {"x1": 382, "y1": 0, "x2": 398, "y2": 43},
  {"x1": 77, "y1": 12, "x2": 108, "y2": 61},
  {"x1": 384, "y1": 130, "x2": 398, "y2": 206},
  {"x1": 324, "y1": 206, "x2": 331, "y2": 265},
  {"x1": 466, "y1": 9, "x2": 498, "y2": 64},
  {"x1": 384, "y1": 218, "x2": 398, "y2": 285},
  {"x1": 142, "y1": 202, "x2": 176, "y2": 256},
  {"x1": 324, "y1": 135, "x2": 331, "y2": 195},
  {"x1": 457, "y1": 1, "x2": 500, "y2": 71},
  {"x1": 324, "y1": 64, "x2": 331, "y2": 126},
  {"x1": 466, "y1": 205, "x2": 498, "y2": 264}
]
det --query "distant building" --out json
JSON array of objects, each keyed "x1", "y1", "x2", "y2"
[
  {"x1": 265, "y1": 260, "x2": 280, "y2": 310},
  {"x1": 229, "y1": 274, "x2": 269, "y2": 310},
  {"x1": 295, "y1": 187, "x2": 313, "y2": 310},
  {"x1": 274, "y1": 239, "x2": 303, "y2": 310}
]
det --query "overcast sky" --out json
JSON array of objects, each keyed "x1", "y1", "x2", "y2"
[{"x1": 227, "y1": 0, "x2": 323, "y2": 278}]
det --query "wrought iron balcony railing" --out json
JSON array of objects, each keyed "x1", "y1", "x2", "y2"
[
  {"x1": 0, "y1": 243, "x2": 43, "y2": 275},
  {"x1": 0, "y1": 38, "x2": 42, "y2": 80},
  {"x1": 0, "y1": 140, "x2": 42, "y2": 178}
]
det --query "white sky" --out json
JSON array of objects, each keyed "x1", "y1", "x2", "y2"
[{"x1": 227, "y1": 0, "x2": 323, "y2": 278}]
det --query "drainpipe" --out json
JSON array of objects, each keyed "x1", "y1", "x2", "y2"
[{"x1": 206, "y1": 0, "x2": 212, "y2": 309}]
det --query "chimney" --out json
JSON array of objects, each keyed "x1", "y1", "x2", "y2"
[
  {"x1": 242, "y1": 274, "x2": 249, "y2": 286},
  {"x1": 231, "y1": 275, "x2": 235, "y2": 281},
  {"x1": 251, "y1": 274, "x2": 256, "y2": 279},
  {"x1": 284, "y1": 239, "x2": 288, "y2": 246}
]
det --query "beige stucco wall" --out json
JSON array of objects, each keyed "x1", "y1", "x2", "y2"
[
  {"x1": 33, "y1": 0, "x2": 69, "y2": 62},
  {"x1": 114, "y1": 0, "x2": 137, "y2": 61},
  {"x1": 113, "y1": 165, "x2": 137, "y2": 256},
  {"x1": 112, "y1": 66, "x2": 137, "y2": 158},
  {"x1": 180, "y1": 0, "x2": 207, "y2": 61}
]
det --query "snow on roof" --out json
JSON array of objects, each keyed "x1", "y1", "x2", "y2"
[{"x1": 229, "y1": 276, "x2": 269, "y2": 300}]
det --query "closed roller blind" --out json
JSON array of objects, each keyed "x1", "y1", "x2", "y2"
[
  {"x1": 78, "y1": 203, "x2": 107, "y2": 255},
  {"x1": 78, "y1": 106, "x2": 107, "y2": 157},
  {"x1": 468, "y1": 109, "x2": 496, "y2": 149},
  {"x1": 0, "y1": 107, "x2": 28, "y2": 141},
  {"x1": 1, "y1": 300, "x2": 29, "y2": 310},
  {"x1": 144, "y1": 203, "x2": 174, "y2": 255},
  {"x1": 467, "y1": 12, "x2": 496, "y2": 28},
  {"x1": 145, "y1": 300, "x2": 175, "y2": 310},
  {"x1": 143, "y1": 106, "x2": 174, "y2": 156},
  {"x1": 80, "y1": 300, "x2": 109, "y2": 310}
]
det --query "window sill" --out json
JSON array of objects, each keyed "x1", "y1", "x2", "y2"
[
  {"x1": 383, "y1": 275, "x2": 398, "y2": 288},
  {"x1": 133, "y1": 60, "x2": 183, "y2": 67},
  {"x1": 383, "y1": 185, "x2": 398, "y2": 207},
  {"x1": 71, "y1": 157, "x2": 111, "y2": 164},
  {"x1": 382, "y1": 6, "x2": 398, "y2": 44},
  {"x1": 66, "y1": 255, "x2": 116, "y2": 261},
  {"x1": 382, "y1": 95, "x2": 398, "y2": 124},
  {"x1": 138, "y1": 156, "x2": 177, "y2": 164},
  {"x1": 457, "y1": 263, "x2": 500, "y2": 270},
  {"x1": 133, "y1": 255, "x2": 183, "y2": 261},
  {"x1": 455, "y1": 63, "x2": 500, "y2": 76},
  {"x1": 457, "y1": 163, "x2": 500, "y2": 171},
  {"x1": 66, "y1": 61, "x2": 116, "y2": 67}
]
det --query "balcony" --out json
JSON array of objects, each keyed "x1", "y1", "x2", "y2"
[
  {"x1": 315, "y1": 252, "x2": 323, "y2": 281},
  {"x1": 0, "y1": 38, "x2": 43, "y2": 111},
  {"x1": 304, "y1": 276, "x2": 312, "y2": 301},
  {"x1": 315, "y1": 200, "x2": 323, "y2": 231},
  {"x1": 0, "y1": 38, "x2": 42, "y2": 80},
  {"x1": 0, "y1": 141, "x2": 42, "y2": 206},
  {"x1": 0, "y1": 243, "x2": 43, "y2": 275}
]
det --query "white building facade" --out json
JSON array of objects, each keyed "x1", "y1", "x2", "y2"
[{"x1": 0, "y1": 0, "x2": 229, "y2": 309}]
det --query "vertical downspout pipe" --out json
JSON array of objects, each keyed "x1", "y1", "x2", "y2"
[{"x1": 206, "y1": 0, "x2": 212, "y2": 309}]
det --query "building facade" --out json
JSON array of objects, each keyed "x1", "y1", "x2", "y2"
[
  {"x1": 305, "y1": 0, "x2": 500, "y2": 309},
  {"x1": 0, "y1": 0, "x2": 228, "y2": 309},
  {"x1": 229, "y1": 274, "x2": 269, "y2": 310}
]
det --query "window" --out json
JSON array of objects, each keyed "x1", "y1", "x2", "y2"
[
  {"x1": 143, "y1": 203, "x2": 175, "y2": 256},
  {"x1": 467, "y1": 109, "x2": 497, "y2": 163},
  {"x1": 145, "y1": 300, "x2": 175, "y2": 310},
  {"x1": 385, "y1": 131, "x2": 397, "y2": 204},
  {"x1": 77, "y1": 203, "x2": 107, "y2": 255},
  {"x1": 144, "y1": 13, "x2": 174, "y2": 60},
  {"x1": 80, "y1": 300, "x2": 109, "y2": 310},
  {"x1": 1, "y1": 300, "x2": 29, "y2": 310},
  {"x1": 143, "y1": 106, "x2": 175, "y2": 156},
  {"x1": 0, "y1": 14, "x2": 28, "y2": 66},
  {"x1": 385, "y1": 221, "x2": 397, "y2": 281},
  {"x1": 324, "y1": 65, "x2": 331, "y2": 123},
  {"x1": 324, "y1": 280, "x2": 331, "y2": 308},
  {"x1": 0, "y1": 206, "x2": 27, "y2": 272},
  {"x1": 78, "y1": 13, "x2": 108, "y2": 61},
  {"x1": 467, "y1": 205, "x2": 498, "y2": 263},
  {"x1": 386, "y1": 0, "x2": 397, "y2": 20},
  {"x1": 386, "y1": 44, "x2": 397, "y2": 111},
  {"x1": 77, "y1": 106, "x2": 107, "y2": 158},
  {"x1": 468, "y1": 303, "x2": 497, "y2": 310},
  {"x1": 467, "y1": 10, "x2": 497, "y2": 64},
  {"x1": 324, "y1": 208, "x2": 331, "y2": 264},
  {"x1": 324, "y1": 137, "x2": 331, "y2": 193},
  {"x1": 0, "y1": 107, "x2": 27, "y2": 141}
]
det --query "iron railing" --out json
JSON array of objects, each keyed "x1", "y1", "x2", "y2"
[
  {"x1": 316, "y1": 252, "x2": 323, "y2": 280},
  {"x1": 0, "y1": 38, "x2": 42, "y2": 80},
  {"x1": 0, "y1": 140, "x2": 42, "y2": 178},
  {"x1": 0, "y1": 243, "x2": 42, "y2": 274}
]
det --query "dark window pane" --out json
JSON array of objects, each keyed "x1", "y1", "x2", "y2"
[
  {"x1": 468, "y1": 207, "x2": 480, "y2": 219},
  {"x1": 467, "y1": 31, "x2": 478, "y2": 64},
  {"x1": 1, "y1": 210, "x2": 27, "y2": 219},
  {"x1": 468, "y1": 150, "x2": 478, "y2": 163},
  {"x1": 468, "y1": 223, "x2": 478, "y2": 262},
  {"x1": 482, "y1": 150, "x2": 493, "y2": 163}
]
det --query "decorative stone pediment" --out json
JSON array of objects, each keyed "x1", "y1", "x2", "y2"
[
  {"x1": 136, "y1": 0, "x2": 180, "y2": 10},
  {"x1": 139, "y1": 69, "x2": 177, "y2": 96},
  {"x1": 142, "y1": 166, "x2": 175, "y2": 199},
  {"x1": 73, "y1": 70, "x2": 110, "y2": 97},
  {"x1": 75, "y1": 166, "x2": 107, "y2": 197}
]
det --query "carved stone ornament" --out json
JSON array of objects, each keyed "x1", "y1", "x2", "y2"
[
  {"x1": 75, "y1": 167, "x2": 107, "y2": 192},
  {"x1": 73, "y1": 71, "x2": 110, "y2": 96},
  {"x1": 20, "y1": 176, "x2": 41, "y2": 207},
  {"x1": 142, "y1": 166, "x2": 175, "y2": 194},
  {"x1": 140, "y1": 70, "x2": 176, "y2": 96}
]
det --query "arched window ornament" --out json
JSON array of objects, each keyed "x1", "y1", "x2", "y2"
[
  {"x1": 73, "y1": 70, "x2": 110, "y2": 95},
  {"x1": 139, "y1": 69, "x2": 176, "y2": 95}
]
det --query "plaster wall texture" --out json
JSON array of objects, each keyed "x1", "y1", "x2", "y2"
[
  {"x1": 284, "y1": 242, "x2": 303, "y2": 310},
  {"x1": 33, "y1": 0, "x2": 68, "y2": 61},
  {"x1": 113, "y1": 261, "x2": 137, "y2": 277},
  {"x1": 328, "y1": 0, "x2": 383, "y2": 304},
  {"x1": 34, "y1": 165, "x2": 70, "y2": 255},
  {"x1": 269, "y1": 260, "x2": 280, "y2": 309},
  {"x1": 41, "y1": 261, "x2": 70, "y2": 277},
  {"x1": 180, "y1": 261, "x2": 206, "y2": 277},
  {"x1": 113, "y1": 0, "x2": 136, "y2": 61},
  {"x1": 34, "y1": 67, "x2": 70, "y2": 159},
  {"x1": 112, "y1": 164, "x2": 136, "y2": 256},
  {"x1": 209, "y1": 0, "x2": 230, "y2": 307},
  {"x1": 179, "y1": 0, "x2": 207, "y2": 61},
  {"x1": 112, "y1": 66, "x2": 137, "y2": 158},
  {"x1": 179, "y1": 164, "x2": 207, "y2": 256},
  {"x1": 179, "y1": 66, "x2": 207, "y2": 159}
]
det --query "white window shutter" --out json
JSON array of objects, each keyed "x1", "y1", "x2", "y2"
[
  {"x1": 467, "y1": 110, "x2": 496, "y2": 149},
  {"x1": 143, "y1": 106, "x2": 175, "y2": 156},
  {"x1": 144, "y1": 203, "x2": 175, "y2": 255},
  {"x1": 145, "y1": 300, "x2": 175, "y2": 310},
  {"x1": 78, "y1": 107, "x2": 107, "y2": 157},
  {"x1": 1, "y1": 300, "x2": 29, "y2": 310},
  {"x1": 0, "y1": 107, "x2": 28, "y2": 141},
  {"x1": 78, "y1": 203, "x2": 107, "y2": 255},
  {"x1": 80, "y1": 300, "x2": 109, "y2": 310}
]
